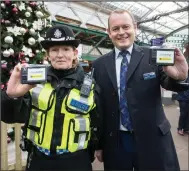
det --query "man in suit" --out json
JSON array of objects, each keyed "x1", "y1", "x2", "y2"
[{"x1": 92, "y1": 10, "x2": 189, "y2": 171}]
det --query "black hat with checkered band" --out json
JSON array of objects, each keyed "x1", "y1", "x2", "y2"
[{"x1": 41, "y1": 25, "x2": 80, "y2": 49}]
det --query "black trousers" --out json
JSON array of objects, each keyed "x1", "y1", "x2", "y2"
[
  {"x1": 25, "y1": 147, "x2": 92, "y2": 171},
  {"x1": 178, "y1": 101, "x2": 189, "y2": 131},
  {"x1": 104, "y1": 131, "x2": 139, "y2": 171}
]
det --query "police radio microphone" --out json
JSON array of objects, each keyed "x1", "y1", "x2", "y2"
[{"x1": 80, "y1": 68, "x2": 94, "y2": 97}]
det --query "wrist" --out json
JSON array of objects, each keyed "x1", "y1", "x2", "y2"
[
  {"x1": 177, "y1": 75, "x2": 188, "y2": 81},
  {"x1": 178, "y1": 79, "x2": 187, "y2": 82},
  {"x1": 5, "y1": 91, "x2": 18, "y2": 99},
  {"x1": 173, "y1": 73, "x2": 187, "y2": 82}
]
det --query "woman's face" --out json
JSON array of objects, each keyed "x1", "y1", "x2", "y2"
[{"x1": 48, "y1": 45, "x2": 78, "y2": 70}]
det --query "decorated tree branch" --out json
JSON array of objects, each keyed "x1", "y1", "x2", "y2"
[{"x1": 1, "y1": 1, "x2": 52, "y2": 89}]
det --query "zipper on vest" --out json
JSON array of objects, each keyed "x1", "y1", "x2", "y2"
[
  {"x1": 50, "y1": 83, "x2": 61, "y2": 155},
  {"x1": 50, "y1": 82, "x2": 66, "y2": 155}
]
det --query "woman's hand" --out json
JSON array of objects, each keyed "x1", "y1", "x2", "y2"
[
  {"x1": 6, "y1": 63, "x2": 36, "y2": 98},
  {"x1": 95, "y1": 150, "x2": 103, "y2": 162}
]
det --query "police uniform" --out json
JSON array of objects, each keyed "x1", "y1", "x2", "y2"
[{"x1": 1, "y1": 25, "x2": 102, "y2": 171}]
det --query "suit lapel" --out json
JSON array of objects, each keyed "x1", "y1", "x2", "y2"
[
  {"x1": 104, "y1": 44, "x2": 144, "y2": 90},
  {"x1": 105, "y1": 50, "x2": 118, "y2": 91},
  {"x1": 126, "y1": 44, "x2": 144, "y2": 82}
]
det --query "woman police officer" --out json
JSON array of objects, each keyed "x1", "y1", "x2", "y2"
[{"x1": 1, "y1": 25, "x2": 102, "y2": 171}]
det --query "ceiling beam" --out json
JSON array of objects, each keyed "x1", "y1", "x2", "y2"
[
  {"x1": 139, "y1": 2, "x2": 163, "y2": 20},
  {"x1": 138, "y1": 5, "x2": 189, "y2": 24},
  {"x1": 86, "y1": 2, "x2": 165, "y2": 36},
  {"x1": 71, "y1": 2, "x2": 172, "y2": 37},
  {"x1": 138, "y1": 25, "x2": 166, "y2": 36},
  {"x1": 164, "y1": 24, "x2": 189, "y2": 38},
  {"x1": 137, "y1": 2, "x2": 185, "y2": 26},
  {"x1": 173, "y1": 1, "x2": 183, "y2": 8}
]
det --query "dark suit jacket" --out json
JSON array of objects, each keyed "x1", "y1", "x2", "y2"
[{"x1": 92, "y1": 44, "x2": 188, "y2": 171}]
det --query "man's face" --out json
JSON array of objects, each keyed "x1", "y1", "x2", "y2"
[{"x1": 108, "y1": 12, "x2": 137, "y2": 50}]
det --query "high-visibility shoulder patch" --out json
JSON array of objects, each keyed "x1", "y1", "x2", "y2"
[{"x1": 70, "y1": 99, "x2": 90, "y2": 112}]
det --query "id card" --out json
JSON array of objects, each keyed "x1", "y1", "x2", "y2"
[{"x1": 156, "y1": 50, "x2": 174, "y2": 64}]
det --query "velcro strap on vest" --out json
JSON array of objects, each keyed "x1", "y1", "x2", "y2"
[{"x1": 28, "y1": 125, "x2": 40, "y2": 132}]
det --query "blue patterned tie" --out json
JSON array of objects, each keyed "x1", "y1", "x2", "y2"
[{"x1": 119, "y1": 50, "x2": 132, "y2": 131}]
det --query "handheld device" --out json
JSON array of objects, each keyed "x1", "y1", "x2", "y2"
[
  {"x1": 21, "y1": 64, "x2": 48, "y2": 84},
  {"x1": 150, "y1": 46, "x2": 175, "y2": 66},
  {"x1": 80, "y1": 68, "x2": 94, "y2": 97}
]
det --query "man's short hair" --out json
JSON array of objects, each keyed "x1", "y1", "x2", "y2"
[{"x1": 108, "y1": 10, "x2": 136, "y2": 29}]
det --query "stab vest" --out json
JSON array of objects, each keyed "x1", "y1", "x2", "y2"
[{"x1": 26, "y1": 82, "x2": 96, "y2": 152}]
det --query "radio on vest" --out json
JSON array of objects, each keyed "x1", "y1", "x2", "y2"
[{"x1": 80, "y1": 68, "x2": 94, "y2": 97}]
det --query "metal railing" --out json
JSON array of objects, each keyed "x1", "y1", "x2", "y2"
[{"x1": 1, "y1": 122, "x2": 26, "y2": 170}]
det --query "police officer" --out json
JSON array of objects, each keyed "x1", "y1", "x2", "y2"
[{"x1": 2, "y1": 25, "x2": 102, "y2": 171}]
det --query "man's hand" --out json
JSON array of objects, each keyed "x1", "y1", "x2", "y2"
[
  {"x1": 6, "y1": 63, "x2": 36, "y2": 98},
  {"x1": 163, "y1": 48, "x2": 188, "y2": 81},
  {"x1": 95, "y1": 150, "x2": 103, "y2": 162}
]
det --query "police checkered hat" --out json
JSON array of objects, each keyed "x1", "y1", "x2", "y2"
[{"x1": 40, "y1": 25, "x2": 80, "y2": 49}]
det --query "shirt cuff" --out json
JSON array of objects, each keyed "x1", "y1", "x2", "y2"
[
  {"x1": 5, "y1": 91, "x2": 18, "y2": 100},
  {"x1": 178, "y1": 78, "x2": 188, "y2": 83}
]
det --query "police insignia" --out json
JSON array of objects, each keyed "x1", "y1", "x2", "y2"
[{"x1": 54, "y1": 29, "x2": 62, "y2": 38}]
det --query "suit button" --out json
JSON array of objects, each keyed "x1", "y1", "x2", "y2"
[
  {"x1": 126, "y1": 88, "x2": 130, "y2": 91},
  {"x1": 112, "y1": 112, "x2": 115, "y2": 116},
  {"x1": 112, "y1": 91, "x2": 116, "y2": 96},
  {"x1": 109, "y1": 132, "x2": 113, "y2": 136}
]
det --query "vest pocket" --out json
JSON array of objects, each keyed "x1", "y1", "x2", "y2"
[
  {"x1": 65, "y1": 89, "x2": 95, "y2": 115},
  {"x1": 27, "y1": 110, "x2": 45, "y2": 144},
  {"x1": 67, "y1": 117, "x2": 90, "y2": 152}
]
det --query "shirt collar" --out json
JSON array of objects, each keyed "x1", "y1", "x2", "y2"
[{"x1": 115, "y1": 44, "x2": 133, "y2": 58}]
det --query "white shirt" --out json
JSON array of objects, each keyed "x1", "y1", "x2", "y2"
[{"x1": 114, "y1": 45, "x2": 133, "y2": 131}]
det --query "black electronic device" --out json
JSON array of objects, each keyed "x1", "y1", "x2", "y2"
[
  {"x1": 21, "y1": 64, "x2": 48, "y2": 84},
  {"x1": 150, "y1": 46, "x2": 175, "y2": 66},
  {"x1": 80, "y1": 68, "x2": 94, "y2": 97}
]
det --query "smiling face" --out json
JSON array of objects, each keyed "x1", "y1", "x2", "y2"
[
  {"x1": 48, "y1": 45, "x2": 78, "y2": 70},
  {"x1": 108, "y1": 11, "x2": 137, "y2": 50}
]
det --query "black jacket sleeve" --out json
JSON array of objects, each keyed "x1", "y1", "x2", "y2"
[
  {"x1": 159, "y1": 67, "x2": 189, "y2": 92},
  {"x1": 1, "y1": 90, "x2": 31, "y2": 124},
  {"x1": 88, "y1": 82, "x2": 103, "y2": 162},
  {"x1": 90, "y1": 82, "x2": 103, "y2": 149}
]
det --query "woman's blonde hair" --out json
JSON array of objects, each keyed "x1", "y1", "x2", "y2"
[{"x1": 72, "y1": 55, "x2": 79, "y2": 68}]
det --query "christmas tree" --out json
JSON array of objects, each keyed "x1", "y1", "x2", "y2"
[{"x1": 1, "y1": 1, "x2": 52, "y2": 89}]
